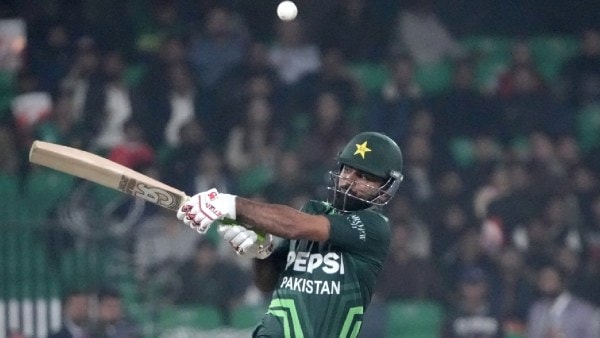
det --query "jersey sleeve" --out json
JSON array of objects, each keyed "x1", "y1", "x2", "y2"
[{"x1": 326, "y1": 209, "x2": 391, "y2": 262}]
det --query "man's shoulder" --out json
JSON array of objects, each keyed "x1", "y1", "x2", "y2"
[
  {"x1": 569, "y1": 295, "x2": 600, "y2": 314},
  {"x1": 352, "y1": 207, "x2": 389, "y2": 227},
  {"x1": 301, "y1": 200, "x2": 333, "y2": 214}
]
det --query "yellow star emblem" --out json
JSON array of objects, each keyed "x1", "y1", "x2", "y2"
[{"x1": 354, "y1": 141, "x2": 372, "y2": 159}]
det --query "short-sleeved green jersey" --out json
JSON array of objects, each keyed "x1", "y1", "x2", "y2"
[{"x1": 252, "y1": 200, "x2": 391, "y2": 338}]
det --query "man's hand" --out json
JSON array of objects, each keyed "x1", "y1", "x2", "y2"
[
  {"x1": 218, "y1": 224, "x2": 273, "y2": 259},
  {"x1": 177, "y1": 188, "x2": 236, "y2": 234}
]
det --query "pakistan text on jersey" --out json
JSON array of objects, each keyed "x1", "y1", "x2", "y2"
[{"x1": 280, "y1": 277, "x2": 341, "y2": 295}]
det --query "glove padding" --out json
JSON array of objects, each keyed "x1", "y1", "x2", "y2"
[
  {"x1": 177, "y1": 188, "x2": 236, "y2": 234},
  {"x1": 218, "y1": 224, "x2": 273, "y2": 259}
]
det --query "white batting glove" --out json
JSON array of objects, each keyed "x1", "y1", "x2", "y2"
[
  {"x1": 217, "y1": 224, "x2": 274, "y2": 259},
  {"x1": 177, "y1": 188, "x2": 237, "y2": 234}
]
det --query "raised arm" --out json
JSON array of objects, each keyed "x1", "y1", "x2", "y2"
[{"x1": 235, "y1": 197, "x2": 330, "y2": 242}]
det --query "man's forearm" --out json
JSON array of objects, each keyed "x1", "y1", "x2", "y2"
[{"x1": 235, "y1": 197, "x2": 329, "y2": 242}]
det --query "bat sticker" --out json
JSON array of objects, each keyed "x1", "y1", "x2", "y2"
[{"x1": 118, "y1": 175, "x2": 182, "y2": 210}]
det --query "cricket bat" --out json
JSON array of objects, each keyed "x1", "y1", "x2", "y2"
[
  {"x1": 28, "y1": 140, "x2": 188, "y2": 211},
  {"x1": 28, "y1": 140, "x2": 251, "y2": 244}
]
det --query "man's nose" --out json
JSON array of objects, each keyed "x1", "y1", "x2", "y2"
[{"x1": 339, "y1": 173, "x2": 356, "y2": 188}]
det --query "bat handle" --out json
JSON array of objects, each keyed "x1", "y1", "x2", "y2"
[{"x1": 219, "y1": 218, "x2": 265, "y2": 255}]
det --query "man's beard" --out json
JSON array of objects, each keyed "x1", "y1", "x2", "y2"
[{"x1": 330, "y1": 190, "x2": 371, "y2": 212}]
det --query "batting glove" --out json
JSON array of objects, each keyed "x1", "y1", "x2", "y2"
[
  {"x1": 218, "y1": 224, "x2": 274, "y2": 259},
  {"x1": 177, "y1": 188, "x2": 236, "y2": 234}
]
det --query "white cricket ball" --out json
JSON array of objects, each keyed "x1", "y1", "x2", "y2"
[{"x1": 277, "y1": 1, "x2": 298, "y2": 21}]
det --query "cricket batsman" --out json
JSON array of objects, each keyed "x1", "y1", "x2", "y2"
[{"x1": 177, "y1": 131, "x2": 404, "y2": 337}]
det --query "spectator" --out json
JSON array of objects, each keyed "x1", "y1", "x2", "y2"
[
  {"x1": 90, "y1": 287, "x2": 142, "y2": 338},
  {"x1": 158, "y1": 119, "x2": 210, "y2": 191},
  {"x1": 367, "y1": 54, "x2": 421, "y2": 143},
  {"x1": 495, "y1": 40, "x2": 546, "y2": 98},
  {"x1": 291, "y1": 46, "x2": 364, "y2": 115},
  {"x1": 134, "y1": 60, "x2": 203, "y2": 150},
  {"x1": 175, "y1": 239, "x2": 250, "y2": 325},
  {"x1": 107, "y1": 118, "x2": 155, "y2": 171},
  {"x1": 496, "y1": 66, "x2": 564, "y2": 142},
  {"x1": 526, "y1": 264, "x2": 600, "y2": 338},
  {"x1": 434, "y1": 59, "x2": 498, "y2": 141},
  {"x1": 482, "y1": 161, "x2": 546, "y2": 250},
  {"x1": 28, "y1": 21, "x2": 73, "y2": 97},
  {"x1": 59, "y1": 36, "x2": 101, "y2": 134},
  {"x1": 441, "y1": 267, "x2": 504, "y2": 338},
  {"x1": 187, "y1": 6, "x2": 249, "y2": 92},
  {"x1": 560, "y1": 28, "x2": 600, "y2": 108},
  {"x1": 79, "y1": 49, "x2": 136, "y2": 153},
  {"x1": 523, "y1": 216, "x2": 560, "y2": 271},
  {"x1": 133, "y1": 2, "x2": 187, "y2": 57},
  {"x1": 134, "y1": 208, "x2": 200, "y2": 301},
  {"x1": 440, "y1": 227, "x2": 499, "y2": 298},
  {"x1": 576, "y1": 194, "x2": 600, "y2": 307},
  {"x1": 389, "y1": 0, "x2": 463, "y2": 65},
  {"x1": 376, "y1": 222, "x2": 441, "y2": 301},
  {"x1": 400, "y1": 132, "x2": 435, "y2": 210},
  {"x1": 493, "y1": 247, "x2": 535, "y2": 329},
  {"x1": 362, "y1": 217, "x2": 438, "y2": 338},
  {"x1": 526, "y1": 132, "x2": 566, "y2": 189},
  {"x1": 48, "y1": 289, "x2": 91, "y2": 338},
  {"x1": 216, "y1": 39, "x2": 281, "y2": 99},
  {"x1": 539, "y1": 193, "x2": 584, "y2": 254},
  {"x1": 295, "y1": 91, "x2": 356, "y2": 192},
  {"x1": 10, "y1": 70, "x2": 53, "y2": 147},
  {"x1": 189, "y1": 147, "x2": 234, "y2": 195},
  {"x1": 224, "y1": 96, "x2": 283, "y2": 195},
  {"x1": 317, "y1": 0, "x2": 391, "y2": 62},
  {"x1": 462, "y1": 134, "x2": 504, "y2": 192},
  {"x1": 33, "y1": 91, "x2": 80, "y2": 147},
  {"x1": 268, "y1": 19, "x2": 321, "y2": 86},
  {"x1": 213, "y1": 40, "x2": 283, "y2": 134},
  {"x1": 582, "y1": 192, "x2": 600, "y2": 262},
  {"x1": 385, "y1": 193, "x2": 432, "y2": 259},
  {"x1": 263, "y1": 151, "x2": 313, "y2": 206}
]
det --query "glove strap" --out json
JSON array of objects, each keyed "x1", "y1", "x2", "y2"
[{"x1": 219, "y1": 193, "x2": 237, "y2": 219}]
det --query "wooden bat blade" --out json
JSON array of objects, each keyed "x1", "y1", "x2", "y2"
[{"x1": 28, "y1": 140, "x2": 188, "y2": 211}]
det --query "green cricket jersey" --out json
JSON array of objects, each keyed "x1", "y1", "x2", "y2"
[{"x1": 252, "y1": 200, "x2": 391, "y2": 338}]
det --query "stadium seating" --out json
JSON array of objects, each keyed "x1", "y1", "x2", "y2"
[
  {"x1": 576, "y1": 103, "x2": 600, "y2": 152},
  {"x1": 230, "y1": 303, "x2": 265, "y2": 329},
  {"x1": 415, "y1": 59, "x2": 454, "y2": 95},
  {"x1": 349, "y1": 62, "x2": 390, "y2": 95},
  {"x1": 529, "y1": 35, "x2": 579, "y2": 82},
  {"x1": 460, "y1": 36, "x2": 511, "y2": 91},
  {"x1": 22, "y1": 168, "x2": 75, "y2": 221},
  {"x1": 158, "y1": 304, "x2": 224, "y2": 332},
  {"x1": 385, "y1": 300, "x2": 444, "y2": 338},
  {"x1": 0, "y1": 173, "x2": 21, "y2": 222}
]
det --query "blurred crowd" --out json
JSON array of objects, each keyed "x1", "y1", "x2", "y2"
[{"x1": 1, "y1": 0, "x2": 600, "y2": 337}]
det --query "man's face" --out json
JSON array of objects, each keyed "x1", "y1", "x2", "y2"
[
  {"x1": 99, "y1": 297, "x2": 122, "y2": 324},
  {"x1": 338, "y1": 166, "x2": 384, "y2": 201},
  {"x1": 66, "y1": 294, "x2": 89, "y2": 325},
  {"x1": 332, "y1": 166, "x2": 385, "y2": 211},
  {"x1": 537, "y1": 267, "x2": 563, "y2": 299}
]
